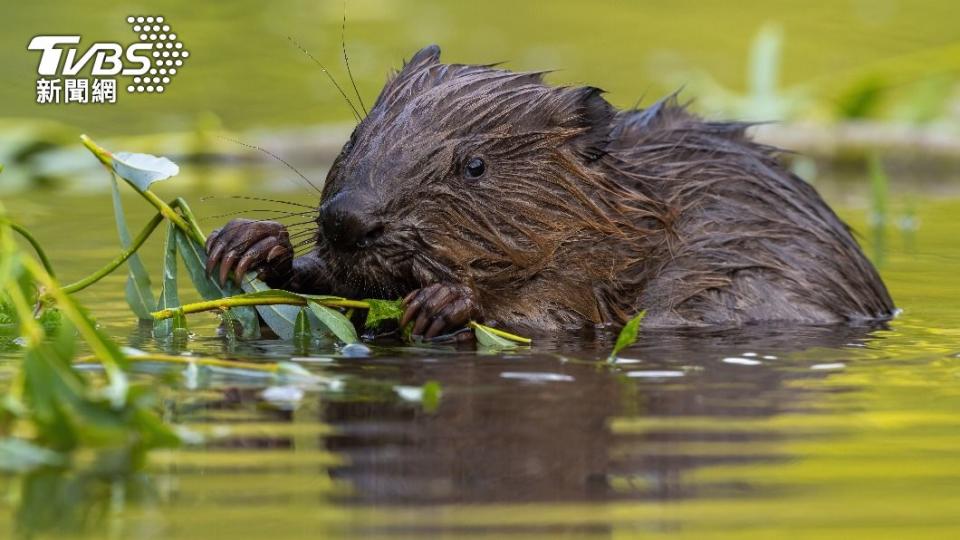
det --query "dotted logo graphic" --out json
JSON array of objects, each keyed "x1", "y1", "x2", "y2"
[
  {"x1": 28, "y1": 15, "x2": 190, "y2": 104},
  {"x1": 125, "y1": 16, "x2": 189, "y2": 94}
]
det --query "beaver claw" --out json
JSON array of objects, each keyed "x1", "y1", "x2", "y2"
[
  {"x1": 205, "y1": 219, "x2": 294, "y2": 287},
  {"x1": 400, "y1": 283, "x2": 480, "y2": 340}
]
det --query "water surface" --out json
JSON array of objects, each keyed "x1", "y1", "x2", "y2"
[{"x1": 1, "y1": 188, "x2": 959, "y2": 539}]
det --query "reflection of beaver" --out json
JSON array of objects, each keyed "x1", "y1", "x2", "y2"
[
  {"x1": 319, "y1": 325, "x2": 880, "y2": 505},
  {"x1": 205, "y1": 45, "x2": 894, "y2": 339}
]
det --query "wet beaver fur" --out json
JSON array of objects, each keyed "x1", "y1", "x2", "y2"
[{"x1": 205, "y1": 45, "x2": 895, "y2": 339}]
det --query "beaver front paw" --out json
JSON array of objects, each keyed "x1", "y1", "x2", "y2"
[
  {"x1": 400, "y1": 283, "x2": 480, "y2": 340},
  {"x1": 205, "y1": 219, "x2": 294, "y2": 287}
]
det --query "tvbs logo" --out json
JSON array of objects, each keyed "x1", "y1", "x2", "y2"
[{"x1": 27, "y1": 16, "x2": 189, "y2": 105}]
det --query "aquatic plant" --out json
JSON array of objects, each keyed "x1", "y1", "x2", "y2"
[
  {"x1": 608, "y1": 311, "x2": 646, "y2": 362},
  {"x1": 0, "y1": 199, "x2": 180, "y2": 469}
]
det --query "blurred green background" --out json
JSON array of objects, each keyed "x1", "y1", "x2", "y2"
[
  {"x1": 0, "y1": 0, "x2": 958, "y2": 196},
  {"x1": 1, "y1": 0, "x2": 958, "y2": 133}
]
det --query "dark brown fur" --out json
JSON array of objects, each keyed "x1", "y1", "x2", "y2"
[{"x1": 208, "y1": 45, "x2": 895, "y2": 333}]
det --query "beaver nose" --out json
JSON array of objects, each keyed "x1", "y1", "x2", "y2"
[{"x1": 319, "y1": 192, "x2": 384, "y2": 250}]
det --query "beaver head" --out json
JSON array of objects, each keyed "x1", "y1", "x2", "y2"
[{"x1": 314, "y1": 45, "x2": 665, "y2": 325}]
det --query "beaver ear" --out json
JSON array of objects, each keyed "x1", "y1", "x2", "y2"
[
  {"x1": 554, "y1": 86, "x2": 616, "y2": 162},
  {"x1": 371, "y1": 45, "x2": 442, "y2": 110},
  {"x1": 406, "y1": 44, "x2": 441, "y2": 68}
]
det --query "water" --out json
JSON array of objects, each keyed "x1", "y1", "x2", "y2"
[{"x1": 2, "y1": 187, "x2": 960, "y2": 539}]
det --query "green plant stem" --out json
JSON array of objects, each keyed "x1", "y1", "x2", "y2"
[
  {"x1": 5, "y1": 274, "x2": 45, "y2": 346},
  {"x1": 152, "y1": 295, "x2": 370, "y2": 321},
  {"x1": 467, "y1": 321, "x2": 532, "y2": 344},
  {"x1": 23, "y1": 257, "x2": 128, "y2": 378},
  {"x1": 141, "y1": 190, "x2": 204, "y2": 245},
  {"x1": 314, "y1": 298, "x2": 370, "y2": 309},
  {"x1": 0, "y1": 220, "x2": 56, "y2": 278},
  {"x1": 57, "y1": 197, "x2": 200, "y2": 297},
  {"x1": 75, "y1": 353, "x2": 281, "y2": 373},
  {"x1": 58, "y1": 213, "x2": 165, "y2": 295},
  {"x1": 172, "y1": 197, "x2": 207, "y2": 243}
]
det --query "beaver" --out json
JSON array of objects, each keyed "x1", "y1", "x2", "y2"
[{"x1": 205, "y1": 45, "x2": 895, "y2": 339}]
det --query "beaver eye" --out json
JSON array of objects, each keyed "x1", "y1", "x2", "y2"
[{"x1": 463, "y1": 157, "x2": 486, "y2": 180}]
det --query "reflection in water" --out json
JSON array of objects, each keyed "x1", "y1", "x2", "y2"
[
  {"x1": 319, "y1": 325, "x2": 882, "y2": 506},
  {"x1": 8, "y1": 454, "x2": 158, "y2": 539},
  {"x1": 2, "y1": 324, "x2": 886, "y2": 539}
]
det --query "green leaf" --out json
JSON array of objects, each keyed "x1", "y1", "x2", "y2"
[
  {"x1": 421, "y1": 380, "x2": 442, "y2": 413},
  {"x1": 80, "y1": 135, "x2": 179, "y2": 192},
  {"x1": 608, "y1": 311, "x2": 646, "y2": 362},
  {"x1": 173, "y1": 229, "x2": 259, "y2": 338},
  {"x1": 0, "y1": 299, "x2": 14, "y2": 325},
  {"x1": 110, "y1": 175, "x2": 156, "y2": 319},
  {"x1": 153, "y1": 224, "x2": 180, "y2": 338},
  {"x1": 51, "y1": 314, "x2": 76, "y2": 363},
  {"x1": 364, "y1": 298, "x2": 404, "y2": 329},
  {"x1": 111, "y1": 152, "x2": 179, "y2": 192},
  {"x1": 71, "y1": 314, "x2": 130, "y2": 410},
  {"x1": 239, "y1": 277, "x2": 303, "y2": 340},
  {"x1": 34, "y1": 273, "x2": 131, "y2": 409},
  {"x1": 7, "y1": 227, "x2": 179, "y2": 456},
  {"x1": 472, "y1": 322, "x2": 519, "y2": 350},
  {"x1": 294, "y1": 307, "x2": 311, "y2": 340},
  {"x1": 129, "y1": 400, "x2": 182, "y2": 450},
  {"x1": 38, "y1": 307, "x2": 61, "y2": 334},
  {"x1": 307, "y1": 300, "x2": 359, "y2": 344},
  {"x1": 22, "y1": 341, "x2": 84, "y2": 450}
]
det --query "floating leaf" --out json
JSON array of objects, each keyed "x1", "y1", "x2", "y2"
[
  {"x1": 153, "y1": 224, "x2": 180, "y2": 338},
  {"x1": 394, "y1": 380, "x2": 442, "y2": 412},
  {"x1": 110, "y1": 176, "x2": 156, "y2": 319},
  {"x1": 174, "y1": 229, "x2": 259, "y2": 338},
  {"x1": 472, "y1": 322, "x2": 519, "y2": 350},
  {"x1": 608, "y1": 311, "x2": 646, "y2": 362},
  {"x1": 421, "y1": 380, "x2": 442, "y2": 413},
  {"x1": 364, "y1": 298, "x2": 403, "y2": 329},
  {"x1": 307, "y1": 300, "x2": 359, "y2": 344},
  {"x1": 468, "y1": 321, "x2": 531, "y2": 350}
]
